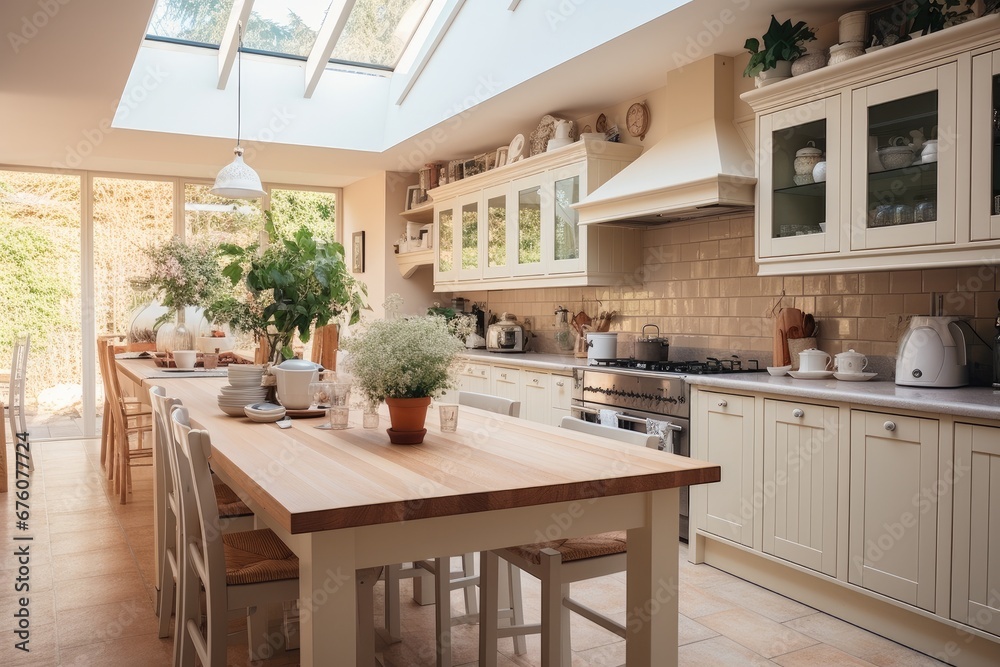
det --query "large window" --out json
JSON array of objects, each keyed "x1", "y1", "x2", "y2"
[
  {"x1": 185, "y1": 183, "x2": 264, "y2": 247},
  {"x1": 269, "y1": 187, "x2": 338, "y2": 242},
  {"x1": 0, "y1": 170, "x2": 82, "y2": 420}
]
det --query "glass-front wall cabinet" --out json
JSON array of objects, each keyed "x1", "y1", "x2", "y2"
[
  {"x1": 759, "y1": 97, "x2": 841, "y2": 258},
  {"x1": 483, "y1": 184, "x2": 509, "y2": 279},
  {"x1": 435, "y1": 204, "x2": 455, "y2": 281},
  {"x1": 851, "y1": 65, "x2": 956, "y2": 250},
  {"x1": 550, "y1": 172, "x2": 583, "y2": 273},
  {"x1": 972, "y1": 50, "x2": 1000, "y2": 241},
  {"x1": 514, "y1": 178, "x2": 543, "y2": 275},
  {"x1": 459, "y1": 195, "x2": 480, "y2": 280}
]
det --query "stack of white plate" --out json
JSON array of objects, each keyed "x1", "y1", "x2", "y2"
[
  {"x1": 244, "y1": 402, "x2": 287, "y2": 423},
  {"x1": 218, "y1": 366, "x2": 267, "y2": 416}
]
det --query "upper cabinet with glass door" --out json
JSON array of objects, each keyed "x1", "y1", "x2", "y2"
[
  {"x1": 743, "y1": 16, "x2": 1000, "y2": 275},
  {"x1": 427, "y1": 139, "x2": 642, "y2": 291}
]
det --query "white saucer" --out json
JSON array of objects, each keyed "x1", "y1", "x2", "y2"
[
  {"x1": 788, "y1": 370, "x2": 834, "y2": 379},
  {"x1": 834, "y1": 371, "x2": 878, "y2": 381}
]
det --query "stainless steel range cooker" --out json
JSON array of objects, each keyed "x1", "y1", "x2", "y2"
[{"x1": 571, "y1": 356, "x2": 762, "y2": 540}]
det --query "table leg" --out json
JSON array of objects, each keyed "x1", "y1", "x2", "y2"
[
  {"x1": 626, "y1": 488, "x2": 679, "y2": 667},
  {"x1": 297, "y1": 529, "x2": 358, "y2": 667}
]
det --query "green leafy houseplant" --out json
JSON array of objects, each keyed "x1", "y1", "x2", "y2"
[
  {"x1": 136, "y1": 237, "x2": 227, "y2": 323},
  {"x1": 907, "y1": 0, "x2": 974, "y2": 36},
  {"x1": 211, "y1": 216, "x2": 367, "y2": 364},
  {"x1": 743, "y1": 15, "x2": 816, "y2": 78}
]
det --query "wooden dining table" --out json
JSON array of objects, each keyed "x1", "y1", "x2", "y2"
[{"x1": 117, "y1": 358, "x2": 721, "y2": 666}]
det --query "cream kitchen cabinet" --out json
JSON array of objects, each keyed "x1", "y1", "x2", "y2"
[
  {"x1": 952, "y1": 422, "x2": 1000, "y2": 636},
  {"x1": 457, "y1": 361, "x2": 491, "y2": 394},
  {"x1": 521, "y1": 370, "x2": 551, "y2": 424},
  {"x1": 490, "y1": 365, "x2": 521, "y2": 404},
  {"x1": 692, "y1": 390, "x2": 755, "y2": 547},
  {"x1": 762, "y1": 399, "x2": 843, "y2": 577},
  {"x1": 849, "y1": 410, "x2": 939, "y2": 611},
  {"x1": 431, "y1": 139, "x2": 643, "y2": 291},
  {"x1": 550, "y1": 372, "x2": 573, "y2": 426},
  {"x1": 743, "y1": 16, "x2": 1000, "y2": 275}
]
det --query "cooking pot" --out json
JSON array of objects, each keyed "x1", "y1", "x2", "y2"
[
  {"x1": 586, "y1": 332, "x2": 618, "y2": 365},
  {"x1": 634, "y1": 324, "x2": 669, "y2": 362},
  {"x1": 271, "y1": 358, "x2": 321, "y2": 409}
]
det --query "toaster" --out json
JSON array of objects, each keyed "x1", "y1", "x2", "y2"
[{"x1": 486, "y1": 314, "x2": 528, "y2": 353}]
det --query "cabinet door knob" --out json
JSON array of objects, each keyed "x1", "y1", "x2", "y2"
[
  {"x1": 717, "y1": 400, "x2": 728, "y2": 407},
  {"x1": 532, "y1": 378, "x2": 539, "y2": 384},
  {"x1": 792, "y1": 408, "x2": 804, "y2": 418},
  {"x1": 884, "y1": 420, "x2": 896, "y2": 432},
  {"x1": 555, "y1": 381, "x2": 564, "y2": 387}
]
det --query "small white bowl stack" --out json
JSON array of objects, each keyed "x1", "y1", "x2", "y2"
[{"x1": 218, "y1": 365, "x2": 267, "y2": 417}]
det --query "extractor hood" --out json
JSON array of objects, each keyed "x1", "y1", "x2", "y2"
[{"x1": 576, "y1": 56, "x2": 756, "y2": 226}]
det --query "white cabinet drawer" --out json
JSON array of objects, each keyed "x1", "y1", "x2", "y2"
[{"x1": 550, "y1": 373, "x2": 572, "y2": 412}]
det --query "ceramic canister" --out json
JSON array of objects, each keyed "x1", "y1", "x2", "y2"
[
  {"x1": 834, "y1": 349, "x2": 868, "y2": 373},
  {"x1": 798, "y1": 348, "x2": 832, "y2": 372}
]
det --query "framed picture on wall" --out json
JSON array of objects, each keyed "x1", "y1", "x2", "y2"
[
  {"x1": 404, "y1": 185, "x2": 420, "y2": 211},
  {"x1": 352, "y1": 231, "x2": 365, "y2": 273}
]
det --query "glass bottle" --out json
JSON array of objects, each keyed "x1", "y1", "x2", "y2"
[{"x1": 554, "y1": 306, "x2": 573, "y2": 352}]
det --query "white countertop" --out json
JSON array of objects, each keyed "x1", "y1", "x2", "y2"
[
  {"x1": 685, "y1": 374, "x2": 1000, "y2": 421},
  {"x1": 458, "y1": 349, "x2": 584, "y2": 373}
]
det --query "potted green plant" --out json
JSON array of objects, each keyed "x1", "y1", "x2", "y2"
[
  {"x1": 906, "y1": 0, "x2": 974, "y2": 37},
  {"x1": 210, "y1": 216, "x2": 367, "y2": 365},
  {"x1": 743, "y1": 15, "x2": 816, "y2": 86},
  {"x1": 344, "y1": 297, "x2": 465, "y2": 444}
]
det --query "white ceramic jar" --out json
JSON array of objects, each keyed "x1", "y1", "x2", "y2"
[
  {"x1": 793, "y1": 142, "x2": 823, "y2": 185},
  {"x1": 834, "y1": 349, "x2": 868, "y2": 374},
  {"x1": 798, "y1": 348, "x2": 832, "y2": 372},
  {"x1": 838, "y1": 11, "x2": 867, "y2": 44}
]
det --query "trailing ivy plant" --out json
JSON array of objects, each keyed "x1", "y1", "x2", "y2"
[{"x1": 743, "y1": 15, "x2": 816, "y2": 78}]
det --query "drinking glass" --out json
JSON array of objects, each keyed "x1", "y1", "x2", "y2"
[
  {"x1": 202, "y1": 352, "x2": 219, "y2": 370},
  {"x1": 309, "y1": 381, "x2": 334, "y2": 429},
  {"x1": 362, "y1": 401, "x2": 380, "y2": 429},
  {"x1": 328, "y1": 406, "x2": 350, "y2": 430},
  {"x1": 439, "y1": 403, "x2": 459, "y2": 432}
]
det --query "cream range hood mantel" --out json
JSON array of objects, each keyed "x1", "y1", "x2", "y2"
[{"x1": 576, "y1": 56, "x2": 756, "y2": 226}]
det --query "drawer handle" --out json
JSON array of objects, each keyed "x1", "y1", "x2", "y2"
[
  {"x1": 532, "y1": 378, "x2": 539, "y2": 384},
  {"x1": 717, "y1": 400, "x2": 728, "y2": 407},
  {"x1": 792, "y1": 409, "x2": 804, "y2": 418},
  {"x1": 884, "y1": 420, "x2": 896, "y2": 432},
  {"x1": 555, "y1": 381, "x2": 564, "y2": 387},
  {"x1": 500, "y1": 373, "x2": 507, "y2": 379}
]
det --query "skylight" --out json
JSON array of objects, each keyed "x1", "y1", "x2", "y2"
[{"x1": 145, "y1": 0, "x2": 432, "y2": 70}]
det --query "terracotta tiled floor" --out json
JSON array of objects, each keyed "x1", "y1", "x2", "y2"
[{"x1": 0, "y1": 437, "x2": 948, "y2": 666}]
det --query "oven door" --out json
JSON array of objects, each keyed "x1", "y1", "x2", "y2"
[{"x1": 570, "y1": 401, "x2": 690, "y2": 540}]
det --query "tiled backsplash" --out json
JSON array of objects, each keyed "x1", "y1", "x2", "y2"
[{"x1": 462, "y1": 214, "x2": 1000, "y2": 384}]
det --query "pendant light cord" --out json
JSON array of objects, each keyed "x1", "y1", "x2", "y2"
[{"x1": 237, "y1": 20, "x2": 243, "y2": 149}]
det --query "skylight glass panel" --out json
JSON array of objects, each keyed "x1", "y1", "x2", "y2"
[
  {"x1": 330, "y1": 0, "x2": 432, "y2": 68},
  {"x1": 147, "y1": 0, "x2": 234, "y2": 46},
  {"x1": 243, "y1": 0, "x2": 334, "y2": 58}
]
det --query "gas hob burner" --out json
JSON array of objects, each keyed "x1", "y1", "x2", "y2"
[{"x1": 590, "y1": 355, "x2": 761, "y2": 374}]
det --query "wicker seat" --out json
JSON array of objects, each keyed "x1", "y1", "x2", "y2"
[
  {"x1": 170, "y1": 406, "x2": 380, "y2": 666},
  {"x1": 479, "y1": 418, "x2": 660, "y2": 667},
  {"x1": 148, "y1": 386, "x2": 255, "y2": 651}
]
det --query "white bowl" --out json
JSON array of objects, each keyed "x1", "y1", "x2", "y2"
[
  {"x1": 244, "y1": 405, "x2": 286, "y2": 422},
  {"x1": 218, "y1": 403, "x2": 250, "y2": 417},
  {"x1": 767, "y1": 365, "x2": 792, "y2": 376},
  {"x1": 228, "y1": 378, "x2": 263, "y2": 389}
]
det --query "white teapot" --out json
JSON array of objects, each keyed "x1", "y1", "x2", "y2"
[
  {"x1": 834, "y1": 349, "x2": 868, "y2": 374},
  {"x1": 798, "y1": 348, "x2": 832, "y2": 373},
  {"x1": 271, "y1": 358, "x2": 321, "y2": 410}
]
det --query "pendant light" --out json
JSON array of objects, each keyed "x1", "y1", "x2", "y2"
[{"x1": 211, "y1": 21, "x2": 265, "y2": 199}]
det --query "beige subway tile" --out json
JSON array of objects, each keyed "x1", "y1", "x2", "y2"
[
  {"x1": 872, "y1": 341, "x2": 899, "y2": 356},
  {"x1": 793, "y1": 296, "x2": 816, "y2": 313},
  {"x1": 872, "y1": 294, "x2": 905, "y2": 315},
  {"x1": 733, "y1": 298, "x2": 756, "y2": 317},
  {"x1": 889, "y1": 270, "x2": 922, "y2": 293},
  {"x1": 760, "y1": 277, "x2": 783, "y2": 297},
  {"x1": 719, "y1": 318, "x2": 742, "y2": 336},
  {"x1": 903, "y1": 293, "x2": 930, "y2": 314},
  {"x1": 708, "y1": 219, "x2": 731, "y2": 240},
  {"x1": 672, "y1": 263, "x2": 693, "y2": 281},
  {"x1": 975, "y1": 291, "x2": 1000, "y2": 318},
  {"x1": 644, "y1": 227, "x2": 671, "y2": 247},
  {"x1": 830, "y1": 273, "x2": 859, "y2": 295},
  {"x1": 783, "y1": 276, "x2": 804, "y2": 296},
  {"x1": 720, "y1": 279, "x2": 742, "y2": 297},
  {"x1": 681, "y1": 243, "x2": 700, "y2": 262},
  {"x1": 732, "y1": 257, "x2": 754, "y2": 278},
  {"x1": 719, "y1": 238, "x2": 742, "y2": 258},
  {"x1": 709, "y1": 299, "x2": 730, "y2": 316},
  {"x1": 731, "y1": 217, "x2": 754, "y2": 238},
  {"x1": 699, "y1": 241, "x2": 720, "y2": 260},
  {"x1": 668, "y1": 225, "x2": 691, "y2": 245},
  {"x1": 700, "y1": 279, "x2": 720, "y2": 298},
  {"x1": 857, "y1": 317, "x2": 885, "y2": 341},
  {"x1": 750, "y1": 336, "x2": 772, "y2": 352},
  {"x1": 741, "y1": 277, "x2": 762, "y2": 297},
  {"x1": 921, "y1": 268, "x2": 958, "y2": 293},
  {"x1": 858, "y1": 272, "x2": 890, "y2": 294},
  {"x1": 710, "y1": 259, "x2": 732, "y2": 278},
  {"x1": 816, "y1": 295, "x2": 843, "y2": 316},
  {"x1": 689, "y1": 222, "x2": 709, "y2": 243},
  {"x1": 942, "y1": 290, "x2": 976, "y2": 317},
  {"x1": 803, "y1": 275, "x2": 829, "y2": 295},
  {"x1": 842, "y1": 295, "x2": 872, "y2": 318},
  {"x1": 692, "y1": 262, "x2": 712, "y2": 279},
  {"x1": 825, "y1": 318, "x2": 857, "y2": 339},
  {"x1": 841, "y1": 340, "x2": 872, "y2": 355}
]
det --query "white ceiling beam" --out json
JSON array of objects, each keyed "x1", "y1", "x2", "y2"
[
  {"x1": 218, "y1": 0, "x2": 255, "y2": 89},
  {"x1": 304, "y1": 0, "x2": 357, "y2": 99},
  {"x1": 508, "y1": 0, "x2": 521, "y2": 10},
  {"x1": 394, "y1": 0, "x2": 466, "y2": 106}
]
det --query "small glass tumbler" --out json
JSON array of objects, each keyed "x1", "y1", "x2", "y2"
[
  {"x1": 362, "y1": 401, "x2": 380, "y2": 429},
  {"x1": 328, "y1": 406, "x2": 350, "y2": 430},
  {"x1": 310, "y1": 381, "x2": 334, "y2": 429},
  {"x1": 330, "y1": 382, "x2": 352, "y2": 407},
  {"x1": 438, "y1": 403, "x2": 459, "y2": 433},
  {"x1": 202, "y1": 352, "x2": 219, "y2": 370}
]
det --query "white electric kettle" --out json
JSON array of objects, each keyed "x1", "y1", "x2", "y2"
[
  {"x1": 271, "y1": 358, "x2": 321, "y2": 409},
  {"x1": 895, "y1": 316, "x2": 969, "y2": 387}
]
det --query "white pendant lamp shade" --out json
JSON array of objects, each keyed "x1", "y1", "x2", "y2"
[
  {"x1": 210, "y1": 21, "x2": 264, "y2": 200},
  {"x1": 211, "y1": 146, "x2": 266, "y2": 199}
]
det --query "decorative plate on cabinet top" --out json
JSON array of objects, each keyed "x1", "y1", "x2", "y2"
[{"x1": 507, "y1": 134, "x2": 525, "y2": 162}]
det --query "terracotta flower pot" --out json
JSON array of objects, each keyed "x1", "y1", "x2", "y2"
[{"x1": 385, "y1": 397, "x2": 431, "y2": 444}]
